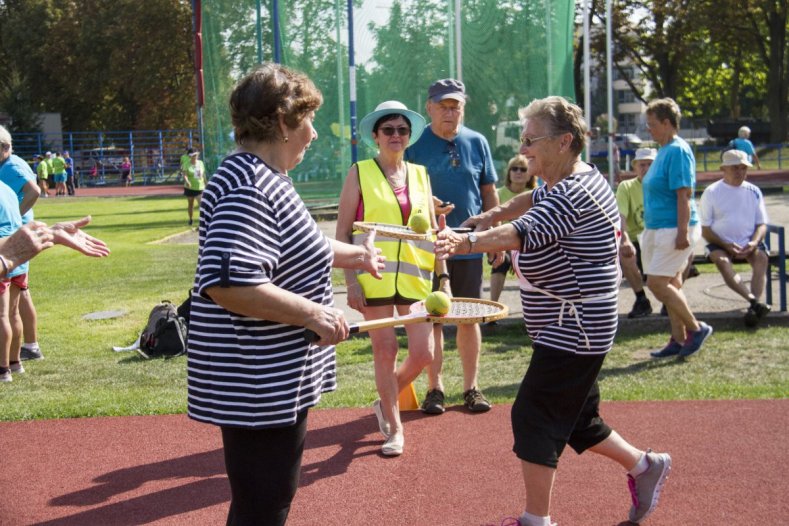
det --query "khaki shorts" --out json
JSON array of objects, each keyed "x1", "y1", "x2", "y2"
[{"x1": 639, "y1": 224, "x2": 700, "y2": 278}]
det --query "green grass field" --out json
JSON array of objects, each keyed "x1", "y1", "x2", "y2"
[{"x1": 1, "y1": 196, "x2": 787, "y2": 422}]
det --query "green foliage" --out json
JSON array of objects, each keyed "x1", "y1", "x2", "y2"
[{"x1": 0, "y1": 0, "x2": 196, "y2": 130}]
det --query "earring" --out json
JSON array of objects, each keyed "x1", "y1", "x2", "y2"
[{"x1": 283, "y1": 136, "x2": 289, "y2": 143}]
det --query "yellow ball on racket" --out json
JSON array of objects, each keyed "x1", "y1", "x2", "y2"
[
  {"x1": 425, "y1": 291, "x2": 451, "y2": 316},
  {"x1": 408, "y1": 211, "x2": 431, "y2": 234}
]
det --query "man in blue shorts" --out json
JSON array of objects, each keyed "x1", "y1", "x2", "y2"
[{"x1": 406, "y1": 79, "x2": 499, "y2": 414}]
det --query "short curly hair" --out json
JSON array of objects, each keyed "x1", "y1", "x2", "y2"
[
  {"x1": 646, "y1": 98, "x2": 681, "y2": 129},
  {"x1": 230, "y1": 63, "x2": 323, "y2": 145},
  {"x1": 518, "y1": 96, "x2": 587, "y2": 156}
]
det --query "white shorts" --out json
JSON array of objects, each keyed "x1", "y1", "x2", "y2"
[{"x1": 639, "y1": 224, "x2": 701, "y2": 278}]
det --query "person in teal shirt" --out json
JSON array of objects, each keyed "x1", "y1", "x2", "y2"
[{"x1": 641, "y1": 98, "x2": 711, "y2": 359}]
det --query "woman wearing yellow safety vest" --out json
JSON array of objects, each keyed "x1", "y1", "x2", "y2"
[{"x1": 336, "y1": 101, "x2": 449, "y2": 456}]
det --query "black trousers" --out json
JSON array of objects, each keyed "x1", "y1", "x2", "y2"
[{"x1": 221, "y1": 410, "x2": 308, "y2": 526}]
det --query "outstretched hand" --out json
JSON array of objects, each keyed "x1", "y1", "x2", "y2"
[
  {"x1": 50, "y1": 216, "x2": 111, "y2": 257},
  {"x1": 435, "y1": 214, "x2": 467, "y2": 260}
]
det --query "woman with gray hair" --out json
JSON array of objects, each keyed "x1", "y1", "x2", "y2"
[
  {"x1": 439, "y1": 96, "x2": 671, "y2": 525},
  {"x1": 728, "y1": 125, "x2": 761, "y2": 169}
]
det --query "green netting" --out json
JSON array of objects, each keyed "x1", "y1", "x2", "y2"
[{"x1": 200, "y1": 0, "x2": 575, "y2": 202}]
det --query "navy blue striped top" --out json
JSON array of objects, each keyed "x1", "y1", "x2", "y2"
[
  {"x1": 510, "y1": 165, "x2": 620, "y2": 355},
  {"x1": 187, "y1": 152, "x2": 336, "y2": 429}
]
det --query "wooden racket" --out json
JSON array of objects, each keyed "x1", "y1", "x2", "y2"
[
  {"x1": 304, "y1": 298, "x2": 508, "y2": 343},
  {"x1": 353, "y1": 221, "x2": 471, "y2": 241}
]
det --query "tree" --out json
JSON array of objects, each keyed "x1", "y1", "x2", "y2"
[{"x1": 0, "y1": 0, "x2": 196, "y2": 131}]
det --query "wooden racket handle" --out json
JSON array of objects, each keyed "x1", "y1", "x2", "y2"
[{"x1": 303, "y1": 316, "x2": 421, "y2": 343}]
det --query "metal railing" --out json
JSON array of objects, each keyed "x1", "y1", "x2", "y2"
[{"x1": 12, "y1": 130, "x2": 200, "y2": 187}]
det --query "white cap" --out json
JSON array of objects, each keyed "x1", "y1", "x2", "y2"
[
  {"x1": 633, "y1": 148, "x2": 657, "y2": 162},
  {"x1": 721, "y1": 149, "x2": 752, "y2": 167}
]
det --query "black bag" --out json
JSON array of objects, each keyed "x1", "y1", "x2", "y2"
[{"x1": 137, "y1": 300, "x2": 188, "y2": 359}]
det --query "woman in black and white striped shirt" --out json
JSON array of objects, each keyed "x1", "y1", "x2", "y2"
[
  {"x1": 436, "y1": 97, "x2": 671, "y2": 526},
  {"x1": 188, "y1": 64, "x2": 384, "y2": 526}
]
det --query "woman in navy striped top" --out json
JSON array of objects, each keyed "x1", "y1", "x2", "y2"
[
  {"x1": 187, "y1": 64, "x2": 384, "y2": 526},
  {"x1": 436, "y1": 97, "x2": 671, "y2": 526}
]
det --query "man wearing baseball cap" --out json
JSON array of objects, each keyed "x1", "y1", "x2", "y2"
[
  {"x1": 616, "y1": 148, "x2": 657, "y2": 318},
  {"x1": 700, "y1": 149, "x2": 771, "y2": 327},
  {"x1": 405, "y1": 78, "x2": 499, "y2": 415}
]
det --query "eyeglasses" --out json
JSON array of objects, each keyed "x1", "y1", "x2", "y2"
[
  {"x1": 510, "y1": 166, "x2": 528, "y2": 173},
  {"x1": 378, "y1": 126, "x2": 411, "y2": 137},
  {"x1": 519, "y1": 134, "x2": 555, "y2": 147}
]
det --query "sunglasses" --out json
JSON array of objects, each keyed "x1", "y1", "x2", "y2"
[
  {"x1": 378, "y1": 126, "x2": 411, "y2": 137},
  {"x1": 447, "y1": 141, "x2": 460, "y2": 168},
  {"x1": 519, "y1": 134, "x2": 555, "y2": 147},
  {"x1": 510, "y1": 166, "x2": 528, "y2": 173}
]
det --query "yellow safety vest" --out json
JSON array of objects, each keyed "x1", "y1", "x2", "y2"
[{"x1": 354, "y1": 159, "x2": 435, "y2": 302}]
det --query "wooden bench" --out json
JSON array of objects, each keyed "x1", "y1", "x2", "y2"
[{"x1": 691, "y1": 224, "x2": 787, "y2": 312}]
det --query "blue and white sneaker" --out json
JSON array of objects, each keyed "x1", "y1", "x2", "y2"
[
  {"x1": 650, "y1": 338, "x2": 681, "y2": 359},
  {"x1": 679, "y1": 322, "x2": 713, "y2": 358}
]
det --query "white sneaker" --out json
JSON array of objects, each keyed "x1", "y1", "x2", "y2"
[
  {"x1": 0, "y1": 370, "x2": 12, "y2": 382},
  {"x1": 372, "y1": 399, "x2": 391, "y2": 438},
  {"x1": 381, "y1": 432, "x2": 404, "y2": 456},
  {"x1": 9, "y1": 362, "x2": 24, "y2": 374}
]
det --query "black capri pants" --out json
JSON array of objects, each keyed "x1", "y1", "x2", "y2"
[
  {"x1": 221, "y1": 409, "x2": 308, "y2": 526},
  {"x1": 511, "y1": 343, "x2": 612, "y2": 469}
]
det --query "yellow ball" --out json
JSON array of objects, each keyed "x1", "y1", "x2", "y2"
[
  {"x1": 408, "y1": 212, "x2": 431, "y2": 234},
  {"x1": 425, "y1": 291, "x2": 451, "y2": 316}
]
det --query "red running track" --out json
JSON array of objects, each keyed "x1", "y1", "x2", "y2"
[{"x1": 2, "y1": 400, "x2": 787, "y2": 526}]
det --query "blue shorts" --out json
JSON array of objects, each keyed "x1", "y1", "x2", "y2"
[{"x1": 54, "y1": 173, "x2": 67, "y2": 183}]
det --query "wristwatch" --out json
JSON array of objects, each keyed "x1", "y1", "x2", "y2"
[{"x1": 467, "y1": 232, "x2": 478, "y2": 252}]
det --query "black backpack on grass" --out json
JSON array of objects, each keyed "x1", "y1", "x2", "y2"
[{"x1": 137, "y1": 300, "x2": 188, "y2": 359}]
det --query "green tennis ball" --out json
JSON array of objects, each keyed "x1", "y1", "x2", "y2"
[
  {"x1": 408, "y1": 212, "x2": 431, "y2": 234},
  {"x1": 425, "y1": 291, "x2": 451, "y2": 316}
]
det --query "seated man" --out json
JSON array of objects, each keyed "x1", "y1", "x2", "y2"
[
  {"x1": 616, "y1": 148, "x2": 656, "y2": 318},
  {"x1": 700, "y1": 149, "x2": 771, "y2": 327}
]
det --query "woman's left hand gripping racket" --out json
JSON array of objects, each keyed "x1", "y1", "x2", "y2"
[{"x1": 304, "y1": 298, "x2": 508, "y2": 343}]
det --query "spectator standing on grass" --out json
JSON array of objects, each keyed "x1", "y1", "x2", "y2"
[
  {"x1": 616, "y1": 147, "x2": 656, "y2": 318},
  {"x1": 488, "y1": 154, "x2": 536, "y2": 308},
  {"x1": 182, "y1": 150, "x2": 205, "y2": 226},
  {"x1": 0, "y1": 126, "x2": 45, "y2": 363},
  {"x1": 45, "y1": 152, "x2": 55, "y2": 191},
  {"x1": 335, "y1": 100, "x2": 446, "y2": 456},
  {"x1": 64, "y1": 151, "x2": 76, "y2": 195},
  {"x1": 641, "y1": 98, "x2": 712, "y2": 359},
  {"x1": 405, "y1": 78, "x2": 499, "y2": 415},
  {"x1": 728, "y1": 126, "x2": 761, "y2": 170},
  {"x1": 120, "y1": 156, "x2": 132, "y2": 187},
  {"x1": 36, "y1": 154, "x2": 50, "y2": 197},
  {"x1": 51, "y1": 152, "x2": 68, "y2": 196},
  {"x1": 700, "y1": 149, "x2": 771, "y2": 327}
]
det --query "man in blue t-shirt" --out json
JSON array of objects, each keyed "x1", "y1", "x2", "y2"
[
  {"x1": 0, "y1": 125, "x2": 44, "y2": 365},
  {"x1": 405, "y1": 78, "x2": 499, "y2": 415}
]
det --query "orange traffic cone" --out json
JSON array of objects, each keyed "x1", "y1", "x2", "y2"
[{"x1": 398, "y1": 382, "x2": 420, "y2": 411}]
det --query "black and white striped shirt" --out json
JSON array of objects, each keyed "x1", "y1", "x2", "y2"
[
  {"x1": 510, "y1": 165, "x2": 620, "y2": 355},
  {"x1": 187, "y1": 152, "x2": 336, "y2": 429}
]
